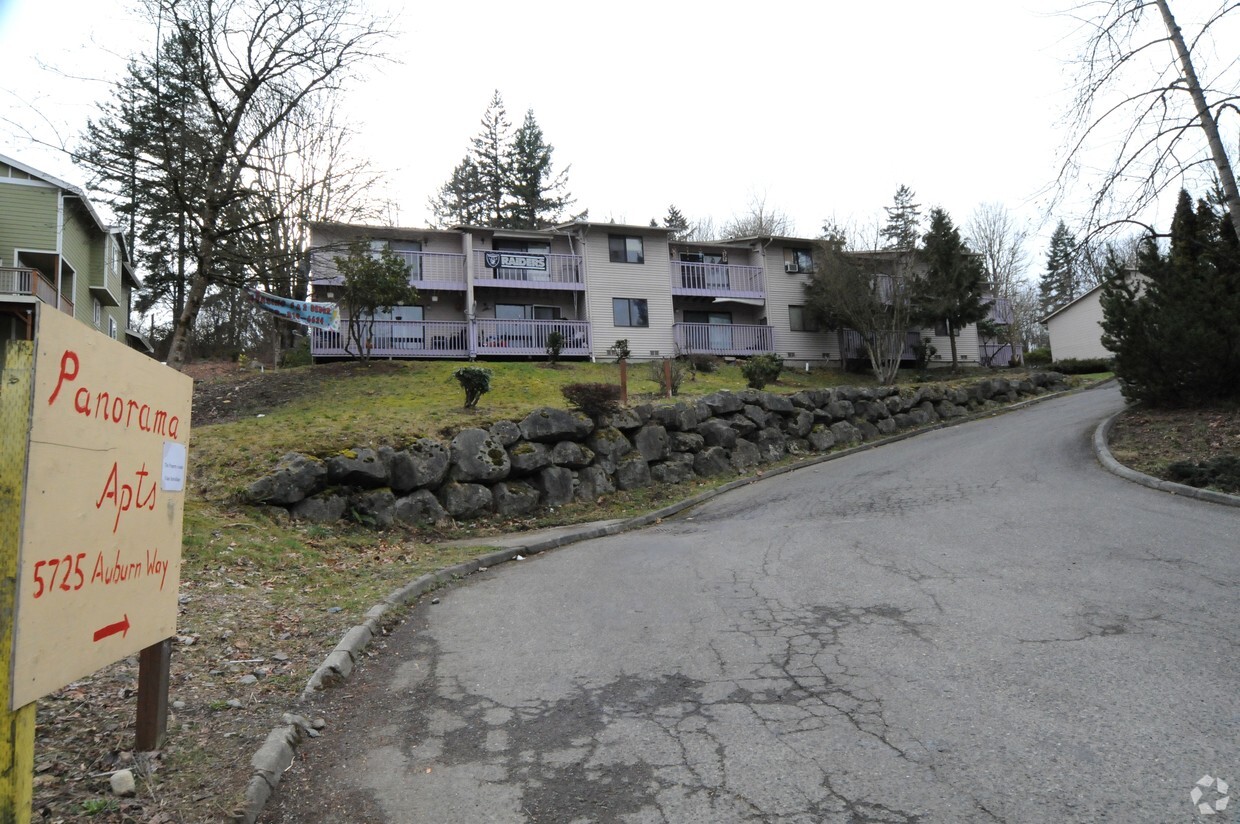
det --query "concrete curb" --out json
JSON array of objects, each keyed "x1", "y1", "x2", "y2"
[
  {"x1": 1094, "y1": 409, "x2": 1240, "y2": 508},
  {"x1": 233, "y1": 375, "x2": 1103, "y2": 823}
]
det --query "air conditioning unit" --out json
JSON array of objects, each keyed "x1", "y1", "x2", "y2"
[{"x1": 784, "y1": 262, "x2": 800, "y2": 274}]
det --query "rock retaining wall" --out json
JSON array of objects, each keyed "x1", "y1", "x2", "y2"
[{"x1": 244, "y1": 373, "x2": 1069, "y2": 525}]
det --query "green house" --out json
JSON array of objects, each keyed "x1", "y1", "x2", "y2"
[{"x1": 0, "y1": 152, "x2": 151, "y2": 353}]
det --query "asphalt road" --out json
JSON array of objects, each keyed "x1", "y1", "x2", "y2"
[{"x1": 266, "y1": 384, "x2": 1240, "y2": 823}]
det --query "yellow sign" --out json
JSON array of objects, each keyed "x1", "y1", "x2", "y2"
[{"x1": 10, "y1": 307, "x2": 192, "y2": 709}]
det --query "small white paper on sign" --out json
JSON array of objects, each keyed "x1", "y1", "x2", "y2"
[{"x1": 162, "y1": 441, "x2": 187, "y2": 492}]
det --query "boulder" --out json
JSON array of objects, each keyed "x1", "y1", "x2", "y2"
[
  {"x1": 534, "y1": 466, "x2": 574, "y2": 507},
  {"x1": 784, "y1": 409, "x2": 814, "y2": 438},
  {"x1": 742, "y1": 404, "x2": 771, "y2": 429},
  {"x1": 917, "y1": 401, "x2": 940, "y2": 421},
  {"x1": 693, "y1": 446, "x2": 732, "y2": 477},
  {"x1": 489, "y1": 420, "x2": 522, "y2": 447},
  {"x1": 725, "y1": 413, "x2": 758, "y2": 437},
  {"x1": 757, "y1": 392, "x2": 795, "y2": 413},
  {"x1": 493, "y1": 481, "x2": 541, "y2": 517},
  {"x1": 633, "y1": 424, "x2": 670, "y2": 462},
  {"x1": 326, "y1": 447, "x2": 389, "y2": 489},
  {"x1": 449, "y1": 429, "x2": 511, "y2": 483},
  {"x1": 701, "y1": 391, "x2": 744, "y2": 416},
  {"x1": 573, "y1": 466, "x2": 615, "y2": 501},
  {"x1": 876, "y1": 418, "x2": 898, "y2": 435},
  {"x1": 824, "y1": 399, "x2": 854, "y2": 421},
  {"x1": 614, "y1": 452, "x2": 652, "y2": 490},
  {"x1": 244, "y1": 453, "x2": 326, "y2": 505},
  {"x1": 698, "y1": 418, "x2": 738, "y2": 449},
  {"x1": 587, "y1": 426, "x2": 632, "y2": 463},
  {"x1": 351, "y1": 489, "x2": 396, "y2": 528},
  {"x1": 854, "y1": 419, "x2": 880, "y2": 441},
  {"x1": 668, "y1": 431, "x2": 705, "y2": 453},
  {"x1": 650, "y1": 460, "x2": 695, "y2": 485},
  {"x1": 600, "y1": 407, "x2": 644, "y2": 431},
  {"x1": 291, "y1": 492, "x2": 348, "y2": 523},
  {"x1": 808, "y1": 424, "x2": 836, "y2": 451},
  {"x1": 730, "y1": 438, "x2": 761, "y2": 470},
  {"x1": 754, "y1": 427, "x2": 787, "y2": 462},
  {"x1": 518, "y1": 407, "x2": 594, "y2": 442},
  {"x1": 550, "y1": 440, "x2": 595, "y2": 468},
  {"x1": 438, "y1": 481, "x2": 493, "y2": 519},
  {"x1": 385, "y1": 439, "x2": 449, "y2": 493},
  {"x1": 507, "y1": 441, "x2": 553, "y2": 475},
  {"x1": 830, "y1": 421, "x2": 862, "y2": 445},
  {"x1": 650, "y1": 403, "x2": 699, "y2": 431},
  {"x1": 394, "y1": 490, "x2": 450, "y2": 526}
]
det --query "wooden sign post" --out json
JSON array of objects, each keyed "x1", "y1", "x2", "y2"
[{"x1": 1, "y1": 305, "x2": 192, "y2": 818}]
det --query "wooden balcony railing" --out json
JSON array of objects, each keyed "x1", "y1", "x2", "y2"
[
  {"x1": 473, "y1": 252, "x2": 584, "y2": 289},
  {"x1": 0, "y1": 266, "x2": 74, "y2": 315},
  {"x1": 671, "y1": 262, "x2": 765, "y2": 298},
  {"x1": 673, "y1": 322, "x2": 773, "y2": 356}
]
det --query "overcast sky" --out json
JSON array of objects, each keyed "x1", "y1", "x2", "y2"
[{"x1": 0, "y1": 0, "x2": 1228, "y2": 258}]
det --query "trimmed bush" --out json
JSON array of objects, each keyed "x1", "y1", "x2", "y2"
[
  {"x1": 562, "y1": 382, "x2": 623, "y2": 418},
  {"x1": 741, "y1": 353, "x2": 784, "y2": 389},
  {"x1": 1051, "y1": 357, "x2": 1113, "y2": 374},
  {"x1": 545, "y1": 331, "x2": 564, "y2": 364},
  {"x1": 1166, "y1": 455, "x2": 1240, "y2": 493},
  {"x1": 1025, "y1": 347, "x2": 1052, "y2": 366},
  {"x1": 452, "y1": 366, "x2": 492, "y2": 409}
]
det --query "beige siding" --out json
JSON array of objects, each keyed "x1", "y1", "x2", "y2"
[
  {"x1": 0, "y1": 182, "x2": 58, "y2": 261},
  {"x1": 760, "y1": 240, "x2": 841, "y2": 365},
  {"x1": 1047, "y1": 289, "x2": 1110, "y2": 360},
  {"x1": 475, "y1": 293, "x2": 583, "y2": 320},
  {"x1": 579, "y1": 227, "x2": 675, "y2": 360}
]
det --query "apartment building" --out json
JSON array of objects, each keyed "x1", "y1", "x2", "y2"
[
  {"x1": 0, "y1": 153, "x2": 150, "y2": 352},
  {"x1": 308, "y1": 220, "x2": 1012, "y2": 367}
]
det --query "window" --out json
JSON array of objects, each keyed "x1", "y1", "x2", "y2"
[
  {"x1": 789, "y1": 305, "x2": 820, "y2": 332},
  {"x1": 934, "y1": 319, "x2": 949, "y2": 337},
  {"x1": 108, "y1": 317, "x2": 118, "y2": 339},
  {"x1": 785, "y1": 247, "x2": 814, "y2": 274},
  {"x1": 92, "y1": 298, "x2": 101, "y2": 326},
  {"x1": 613, "y1": 298, "x2": 649, "y2": 327},
  {"x1": 608, "y1": 235, "x2": 644, "y2": 264}
]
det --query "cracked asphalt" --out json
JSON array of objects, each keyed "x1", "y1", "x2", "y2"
[{"x1": 264, "y1": 385, "x2": 1240, "y2": 823}]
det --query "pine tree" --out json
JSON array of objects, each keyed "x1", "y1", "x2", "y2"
[
  {"x1": 911, "y1": 208, "x2": 989, "y2": 370},
  {"x1": 508, "y1": 108, "x2": 572, "y2": 229},
  {"x1": 881, "y1": 185, "x2": 922, "y2": 250},
  {"x1": 1040, "y1": 221, "x2": 1078, "y2": 315},
  {"x1": 1101, "y1": 189, "x2": 1240, "y2": 404},
  {"x1": 428, "y1": 157, "x2": 487, "y2": 227},
  {"x1": 664, "y1": 205, "x2": 691, "y2": 240}
]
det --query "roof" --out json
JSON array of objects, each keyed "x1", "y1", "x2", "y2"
[
  {"x1": 1039, "y1": 280, "x2": 1108, "y2": 324},
  {"x1": 555, "y1": 219, "x2": 675, "y2": 234},
  {"x1": 0, "y1": 151, "x2": 112, "y2": 236}
]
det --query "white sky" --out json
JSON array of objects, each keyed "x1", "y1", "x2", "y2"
[{"x1": 0, "y1": 0, "x2": 1227, "y2": 259}]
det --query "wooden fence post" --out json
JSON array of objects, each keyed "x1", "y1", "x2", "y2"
[
  {"x1": 1, "y1": 340, "x2": 36, "y2": 824},
  {"x1": 663, "y1": 359, "x2": 673, "y2": 399},
  {"x1": 135, "y1": 639, "x2": 172, "y2": 751},
  {"x1": 619, "y1": 358, "x2": 628, "y2": 405}
]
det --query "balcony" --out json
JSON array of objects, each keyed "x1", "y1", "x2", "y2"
[
  {"x1": 313, "y1": 251, "x2": 468, "y2": 291},
  {"x1": 674, "y1": 322, "x2": 773, "y2": 356},
  {"x1": 474, "y1": 318, "x2": 590, "y2": 356},
  {"x1": 310, "y1": 318, "x2": 591, "y2": 359},
  {"x1": 0, "y1": 266, "x2": 74, "y2": 316},
  {"x1": 671, "y1": 261, "x2": 765, "y2": 299},
  {"x1": 311, "y1": 319, "x2": 471, "y2": 359},
  {"x1": 473, "y1": 251, "x2": 584, "y2": 290}
]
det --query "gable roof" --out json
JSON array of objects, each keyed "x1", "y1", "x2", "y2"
[{"x1": 0, "y1": 151, "x2": 113, "y2": 236}]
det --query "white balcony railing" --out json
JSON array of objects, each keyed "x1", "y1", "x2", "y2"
[
  {"x1": 473, "y1": 251, "x2": 584, "y2": 289},
  {"x1": 475, "y1": 318, "x2": 590, "y2": 356},
  {"x1": 673, "y1": 322, "x2": 773, "y2": 356},
  {"x1": 312, "y1": 251, "x2": 467, "y2": 290},
  {"x1": 311, "y1": 319, "x2": 470, "y2": 358},
  {"x1": 671, "y1": 261, "x2": 765, "y2": 298}
]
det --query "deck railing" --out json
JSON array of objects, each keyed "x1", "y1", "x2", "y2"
[
  {"x1": 313, "y1": 251, "x2": 467, "y2": 290},
  {"x1": 474, "y1": 318, "x2": 590, "y2": 356},
  {"x1": 979, "y1": 342, "x2": 1017, "y2": 367},
  {"x1": 670, "y1": 262, "x2": 765, "y2": 297},
  {"x1": 473, "y1": 252, "x2": 584, "y2": 288},
  {"x1": 1, "y1": 266, "x2": 74, "y2": 315},
  {"x1": 673, "y1": 322, "x2": 773, "y2": 356},
  {"x1": 311, "y1": 318, "x2": 591, "y2": 359}
]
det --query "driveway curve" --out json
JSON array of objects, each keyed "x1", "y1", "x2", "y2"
[{"x1": 266, "y1": 385, "x2": 1240, "y2": 823}]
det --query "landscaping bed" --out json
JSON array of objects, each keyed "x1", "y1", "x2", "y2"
[{"x1": 1108, "y1": 405, "x2": 1240, "y2": 494}]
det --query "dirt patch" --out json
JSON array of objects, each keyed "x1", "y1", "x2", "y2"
[{"x1": 1109, "y1": 405, "x2": 1240, "y2": 493}]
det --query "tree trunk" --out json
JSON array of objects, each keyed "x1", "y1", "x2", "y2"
[{"x1": 1156, "y1": 0, "x2": 1240, "y2": 243}]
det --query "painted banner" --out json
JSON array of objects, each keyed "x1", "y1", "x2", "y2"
[
  {"x1": 244, "y1": 287, "x2": 339, "y2": 332},
  {"x1": 483, "y1": 252, "x2": 547, "y2": 271}
]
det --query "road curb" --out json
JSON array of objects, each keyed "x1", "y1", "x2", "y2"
[
  {"x1": 234, "y1": 375, "x2": 1104, "y2": 823},
  {"x1": 1093, "y1": 409, "x2": 1240, "y2": 508}
]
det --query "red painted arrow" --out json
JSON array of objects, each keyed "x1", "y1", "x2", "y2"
[{"x1": 93, "y1": 614, "x2": 130, "y2": 642}]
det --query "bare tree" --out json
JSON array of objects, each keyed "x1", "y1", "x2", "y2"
[
  {"x1": 804, "y1": 227, "x2": 917, "y2": 385},
  {"x1": 721, "y1": 193, "x2": 793, "y2": 238},
  {"x1": 1060, "y1": 0, "x2": 1240, "y2": 242},
  {"x1": 107, "y1": 0, "x2": 390, "y2": 371},
  {"x1": 966, "y1": 203, "x2": 1032, "y2": 355}
]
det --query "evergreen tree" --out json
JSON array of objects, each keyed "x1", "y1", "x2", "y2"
[
  {"x1": 664, "y1": 205, "x2": 691, "y2": 240},
  {"x1": 881, "y1": 185, "x2": 922, "y2": 250},
  {"x1": 1101, "y1": 189, "x2": 1240, "y2": 404},
  {"x1": 508, "y1": 108, "x2": 573, "y2": 229},
  {"x1": 911, "y1": 208, "x2": 989, "y2": 370},
  {"x1": 430, "y1": 93, "x2": 573, "y2": 230},
  {"x1": 1039, "y1": 221, "x2": 1079, "y2": 315}
]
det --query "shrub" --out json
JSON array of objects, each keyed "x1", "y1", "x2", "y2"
[
  {"x1": 561, "y1": 382, "x2": 623, "y2": 417},
  {"x1": 1051, "y1": 357, "x2": 1113, "y2": 374},
  {"x1": 545, "y1": 331, "x2": 564, "y2": 365},
  {"x1": 688, "y1": 354, "x2": 721, "y2": 373},
  {"x1": 607, "y1": 339, "x2": 631, "y2": 362},
  {"x1": 1165, "y1": 455, "x2": 1240, "y2": 494},
  {"x1": 281, "y1": 337, "x2": 312, "y2": 368},
  {"x1": 648, "y1": 358, "x2": 686, "y2": 396},
  {"x1": 911, "y1": 337, "x2": 937, "y2": 372},
  {"x1": 452, "y1": 366, "x2": 492, "y2": 409},
  {"x1": 1025, "y1": 347, "x2": 1052, "y2": 366},
  {"x1": 741, "y1": 353, "x2": 784, "y2": 389}
]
